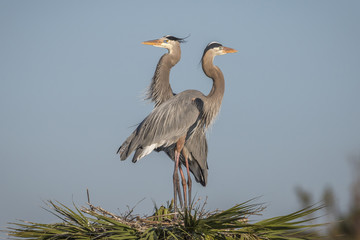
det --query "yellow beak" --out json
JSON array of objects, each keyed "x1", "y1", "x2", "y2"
[
  {"x1": 142, "y1": 39, "x2": 163, "y2": 46},
  {"x1": 223, "y1": 46, "x2": 237, "y2": 53}
]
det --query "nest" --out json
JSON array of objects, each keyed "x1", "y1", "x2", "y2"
[{"x1": 5, "y1": 191, "x2": 323, "y2": 239}]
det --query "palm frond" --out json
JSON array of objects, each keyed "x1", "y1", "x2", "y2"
[{"x1": 4, "y1": 199, "x2": 324, "y2": 239}]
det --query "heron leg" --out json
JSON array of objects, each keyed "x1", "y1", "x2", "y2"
[
  {"x1": 173, "y1": 150, "x2": 181, "y2": 214},
  {"x1": 179, "y1": 164, "x2": 187, "y2": 209},
  {"x1": 177, "y1": 164, "x2": 184, "y2": 209},
  {"x1": 174, "y1": 135, "x2": 186, "y2": 212},
  {"x1": 182, "y1": 150, "x2": 192, "y2": 207}
]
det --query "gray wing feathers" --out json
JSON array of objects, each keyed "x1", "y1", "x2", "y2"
[
  {"x1": 186, "y1": 128, "x2": 208, "y2": 186},
  {"x1": 118, "y1": 90, "x2": 203, "y2": 162},
  {"x1": 138, "y1": 92, "x2": 201, "y2": 145},
  {"x1": 117, "y1": 130, "x2": 137, "y2": 160}
]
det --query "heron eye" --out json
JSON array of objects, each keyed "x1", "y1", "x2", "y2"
[
  {"x1": 219, "y1": 46, "x2": 223, "y2": 50},
  {"x1": 164, "y1": 40, "x2": 168, "y2": 43}
]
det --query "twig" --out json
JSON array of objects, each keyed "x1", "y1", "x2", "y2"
[
  {"x1": 121, "y1": 198, "x2": 145, "y2": 221},
  {"x1": 86, "y1": 189, "x2": 95, "y2": 211},
  {"x1": 86, "y1": 204, "x2": 123, "y2": 222}
]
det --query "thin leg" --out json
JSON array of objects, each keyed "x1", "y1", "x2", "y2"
[
  {"x1": 177, "y1": 165, "x2": 184, "y2": 209},
  {"x1": 173, "y1": 150, "x2": 180, "y2": 214},
  {"x1": 183, "y1": 150, "x2": 192, "y2": 207},
  {"x1": 174, "y1": 135, "x2": 186, "y2": 213},
  {"x1": 179, "y1": 164, "x2": 187, "y2": 209}
]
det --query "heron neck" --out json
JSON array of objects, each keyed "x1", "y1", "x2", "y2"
[
  {"x1": 202, "y1": 55, "x2": 225, "y2": 98},
  {"x1": 201, "y1": 55, "x2": 225, "y2": 128},
  {"x1": 147, "y1": 46, "x2": 181, "y2": 107}
]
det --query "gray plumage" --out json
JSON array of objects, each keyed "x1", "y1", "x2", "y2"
[
  {"x1": 141, "y1": 35, "x2": 208, "y2": 186},
  {"x1": 117, "y1": 41, "x2": 237, "y2": 186},
  {"x1": 119, "y1": 90, "x2": 204, "y2": 162},
  {"x1": 145, "y1": 46, "x2": 177, "y2": 107}
]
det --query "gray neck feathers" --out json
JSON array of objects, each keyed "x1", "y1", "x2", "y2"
[{"x1": 146, "y1": 45, "x2": 181, "y2": 107}]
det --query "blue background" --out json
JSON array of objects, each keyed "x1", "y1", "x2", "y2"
[{"x1": 1, "y1": 0, "x2": 359, "y2": 236}]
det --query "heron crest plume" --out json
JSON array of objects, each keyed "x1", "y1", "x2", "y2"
[{"x1": 164, "y1": 35, "x2": 189, "y2": 43}]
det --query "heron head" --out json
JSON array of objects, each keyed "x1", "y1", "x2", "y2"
[
  {"x1": 202, "y1": 42, "x2": 237, "y2": 58},
  {"x1": 142, "y1": 35, "x2": 186, "y2": 51}
]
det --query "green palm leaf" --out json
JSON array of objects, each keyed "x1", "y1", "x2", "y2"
[{"x1": 4, "y1": 199, "x2": 324, "y2": 239}]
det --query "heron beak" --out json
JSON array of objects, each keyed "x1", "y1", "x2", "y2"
[
  {"x1": 222, "y1": 47, "x2": 237, "y2": 54},
  {"x1": 142, "y1": 39, "x2": 163, "y2": 46}
]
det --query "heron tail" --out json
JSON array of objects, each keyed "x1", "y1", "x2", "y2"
[
  {"x1": 187, "y1": 128, "x2": 208, "y2": 186},
  {"x1": 188, "y1": 158, "x2": 208, "y2": 186}
]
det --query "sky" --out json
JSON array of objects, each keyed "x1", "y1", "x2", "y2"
[{"x1": 1, "y1": 0, "x2": 360, "y2": 236}]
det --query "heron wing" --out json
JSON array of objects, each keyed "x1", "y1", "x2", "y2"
[
  {"x1": 126, "y1": 90, "x2": 204, "y2": 162},
  {"x1": 185, "y1": 128, "x2": 208, "y2": 186},
  {"x1": 139, "y1": 90, "x2": 203, "y2": 146}
]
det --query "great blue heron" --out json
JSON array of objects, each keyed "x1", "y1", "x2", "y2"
[
  {"x1": 141, "y1": 35, "x2": 208, "y2": 208},
  {"x1": 117, "y1": 42, "x2": 237, "y2": 211}
]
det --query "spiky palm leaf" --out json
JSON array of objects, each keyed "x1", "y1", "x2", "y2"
[{"x1": 5, "y1": 199, "x2": 323, "y2": 240}]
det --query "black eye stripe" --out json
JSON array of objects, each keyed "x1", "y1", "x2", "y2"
[
  {"x1": 201, "y1": 42, "x2": 224, "y2": 63},
  {"x1": 203, "y1": 42, "x2": 223, "y2": 55},
  {"x1": 207, "y1": 42, "x2": 222, "y2": 49}
]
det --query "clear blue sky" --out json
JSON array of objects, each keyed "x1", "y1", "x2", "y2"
[{"x1": 1, "y1": 0, "x2": 359, "y2": 235}]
